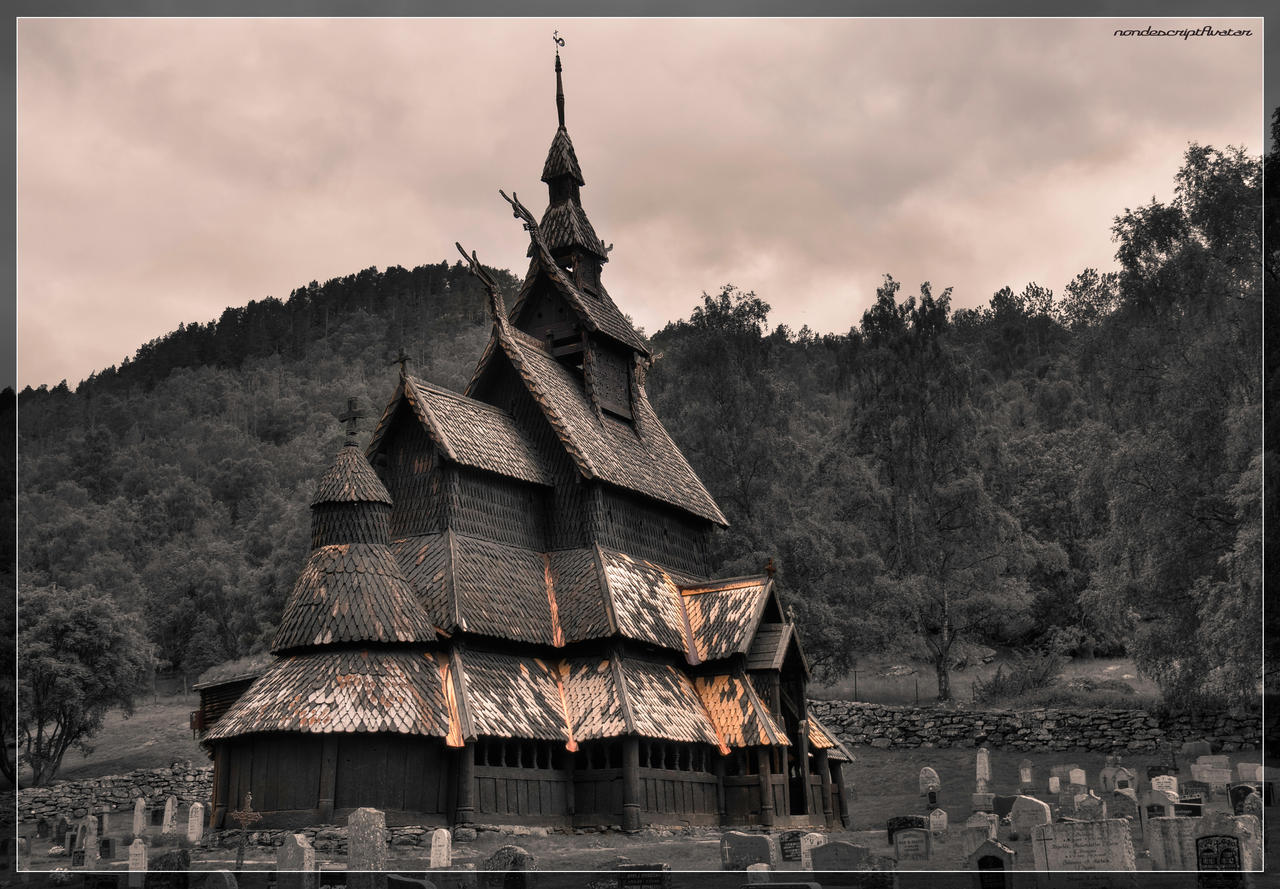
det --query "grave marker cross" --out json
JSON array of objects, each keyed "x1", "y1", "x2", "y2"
[{"x1": 230, "y1": 792, "x2": 262, "y2": 872}]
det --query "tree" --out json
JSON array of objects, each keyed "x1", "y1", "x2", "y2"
[
  {"x1": 18, "y1": 584, "x2": 152, "y2": 785},
  {"x1": 850, "y1": 278, "x2": 1034, "y2": 700}
]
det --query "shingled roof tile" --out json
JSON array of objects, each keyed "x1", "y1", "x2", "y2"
[
  {"x1": 541, "y1": 127, "x2": 584, "y2": 186},
  {"x1": 311, "y1": 443, "x2": 392, "y2": 506},
  {"x1": 455, "y1": 649, "x2": 570, "y2": 742},
  {"x1": 693, "y1": 673, "x2": 788, "y2": 749},
  {"x1": 682, "y1": 577, "x2": 772, "y2": 663}
]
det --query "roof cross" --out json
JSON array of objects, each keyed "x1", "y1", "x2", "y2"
[{"x1": 339, "y1": 397, "x2": 366, "y2": 438}]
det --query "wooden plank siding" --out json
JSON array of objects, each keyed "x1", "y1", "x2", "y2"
[{"x1": 474, "y1": 765, "x2": 571, "y2": 825}]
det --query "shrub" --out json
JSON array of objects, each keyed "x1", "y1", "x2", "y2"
[{"x1": 972, "y1": 649, "x2": 1065, "y2": 705}]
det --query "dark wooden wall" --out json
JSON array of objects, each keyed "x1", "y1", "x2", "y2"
[
  {"x1": 379, "y1": 410, "x2": 444, "y2": 539},
  {"x1": 450, "y1": 468, "x2": 548, "y2": 550},
  {"x1": 592, "y1": 486, "x2": 710, "y2": 577}
]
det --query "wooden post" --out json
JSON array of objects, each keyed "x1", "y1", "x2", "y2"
[
  {"x1": 622, "y1": 737, "x2": 641, "y2": 832},
  {"x1": 455, "y1": 742, "x2": 476, "y2": 825},
  {"x1": 815, "y1": 748, "x2": 833, "y2": 827},
  {"x1": 797, "y1": 718, "x2": 813, "y2": 819},
  {"x1": 833, "y1": 760, "x2": 851, "y2": 828},
  {"x1": 317, "y1": 736, "x2": 338, "y2": 824},
  {"x1": 565, "y1": 744, "x2": 576, "y2": 820},
  {"x1": 211, "y1": 745, "x2": 231, "y2": 830},
  {"x1": 714, "y1": 753, "x2": 727, "y2": 826},
  {"x1": 758, "y1": 747, "x2": 775, "y2": 828}
]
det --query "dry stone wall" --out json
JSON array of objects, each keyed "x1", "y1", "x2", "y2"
[
  {"x1": 17, "y1": 764, "x2": 213, "y2": 823},
  {"x1": 808, "y1": 701, "x2": 1261, "y2": 752}
]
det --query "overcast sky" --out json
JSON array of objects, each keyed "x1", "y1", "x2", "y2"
[{"x1": 16, "y1": 17, "x2": 1263, "y2": 390}]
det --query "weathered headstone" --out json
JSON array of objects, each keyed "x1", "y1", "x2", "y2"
[
  {"x1": 966, "y1": 839, "x2": 1016, "y2": 885},
  {"x1": 132, "y1": 798, "x2": 146, "y2": 839},
  {"x1": 965, "y1": 811, "x2": 998, "y2": 841},
  {"x1": 1030, "y1": 819, "x2": 1135, "y2": 871},
  {"x1": 127, "y1": 839, "x2": 147, "y2": 889},
  {"x1": 1234, "y1": 762, "x2": 1262, "y2": 784},
  {"x1": 744, "y1": 863, "x2": 771, "y2": 884},
  {"x1": 1194, "y1": 812, "x2": 1262, "y2": 872},
  {"x1": 1048, "y1": 776, "x2": 1060, "y2": 794},
  {"x1": 893, "y1": 828, "x2": 930, "y2": 863},
  {"x1": 347, "y1": 807, "x2": 388, "y2": 873},
  {"x1": 779, "y1": 831, "x2": 805, "y2": 862},
  {"x1": 161, "y1": 796, "x2": 177, "y2": 835},
  {"x1": 482, "y1": 845, "x2": 536, "y2": 889},
  {"x1": 1182, "y1": 779, "x2": 1212, "y2": 800},
  {"x1": 186, "y1": 803, "x2": 205, "y2": 845},
  {"x1": 1146, "y1": 816, "x2": 1199, "y2": 871},
  {"x1": 971, "y1": 792, "x2": 995, "y2": 813},
  {"x1": 1099, "y1": 756, "x2": 1119, "y2": 793},
  {"x1": 276, "y1": 834, "x2": 317, "y2": 889},
  {"x1": 1140, "y1": 788, "x2": 1178, "y2": 832},
  {"x1": 885, "y1": 815, "x2": 927, "y2": 843},
  {"x1": 53, "y1": 816, "x2": 71, "y2": 848},
  {"x1": 927, "y1": 788, "x2": 939, "y2": 808},
  {"x1": 1109, "y1": 789, "x2": 1138, "y2": 821},
  {"x1": 83, "y1": 814, "x2": 100, "y2": 869},
  {"x1": 1112, "y1": 767, "x2": 1135, "y2": 792},
  {"x1": 1049, "y1": 764, "x2": 1079, "y2": 781},
  {"x1": 720, "y1": 831, "x2": 777, "y2": 870},
  {"x1": 919, "y1": 767, "x2": 940, "y2": 796},
  {"x1": 1150, "y1": 774, "x2": 1178, "y2": 796},
  {"x1": 429, "y1": 828, "x2": 451, "y2": 869},
  {"x1": 975, "y1": 747, "x2": 991, "y2": 791},
  {"x1": 1196, "y1": 754, "x2": 1231, "y2": 770},
  {"x1": 810, "y1": 840, "x2": 871, "y2": 870},
  {"x1": 1010, "y1": 795, "x2": 1051, "y2": 838},
  {"x1": 1228, "y1": 784, "x2": 1257, "y2": 814},
  {"x1": 1067, "y1": 768, "x2": 1086, "y2": 788},
  {"x1": 36, "y1": 818, "x2": 50, "y2": 839},
  {"x1": 1191, "y1": 765, "x2": 1233, "y2": 792},
  {"x1": 1018, "y1": 759, "x2": 1033, "y2": 792},
  {"x1": 1075, "y1": 792, "x2": 1106, "y2": 821},
  {"x1": 616, "y1": 864, "x2": 672, "y2": 889},
  {"x1": 1241, "y1": 791, "x2": 1263, "y2": 822},
  {"x1": 798, "y1": 832, "x2": 827, "y2": 870},
  {"x1": 960, "y1": 825, "x2": 990, "y2": 859},
  {"x1": 928, "y1": 808, "x2": 947, "y2": 834},
  {"x1": 1174, "y1": 796, "x2": 1204, "y2": 818}
]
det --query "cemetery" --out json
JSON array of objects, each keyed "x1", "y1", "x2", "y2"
[{"x1": 9, "y1": 19, "x2": 1267, "y2": 889}]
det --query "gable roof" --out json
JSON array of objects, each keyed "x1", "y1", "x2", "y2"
[
  {"x1": 694, "y1": 672, "x2": 788, "y2": 751},
  {"x1": 367, "y1": 375, "x2": 552, "y2": 488},
  {"x1": 682, "y1": 577, "x2": 774, "y2": 663},
  {"x1": 806, "y1": 709, "x2": 854, "y2": 762},
  {"x1": 470, "y1": 325, "x2": 726, "y2": 525}
]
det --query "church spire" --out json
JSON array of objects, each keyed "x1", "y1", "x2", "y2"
[{"x1": 554, "y1": 31, "x2": 566, "y2": 129}]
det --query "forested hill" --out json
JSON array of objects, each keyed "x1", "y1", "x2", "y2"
[{"x1": 12, "y1": 142, "x2": 1267, "y2": 712}]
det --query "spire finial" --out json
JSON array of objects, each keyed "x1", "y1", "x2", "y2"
[
  {"x1": 553, "y1": 31, "x2": 566, "y2": 129},
  {"x1": 339, "y1": 396, "x2": 366, "y2": 440},
  {"x1": 390, "y1": 347, "x2": 411, "y2": 380}
]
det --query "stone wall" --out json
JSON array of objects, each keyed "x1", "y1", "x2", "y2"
[
  {"x1": 808, "y1": 701, "x2": 1261, "y2": 752},
  {"x1": 17, "y1": 764, "x2": 213, "y2": 824}
]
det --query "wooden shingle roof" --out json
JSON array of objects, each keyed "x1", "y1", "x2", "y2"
[
  {"x1": 204, "y1": 650, "x2": 452, "y2": 741},
  {"x1": 682, "y1": 577, "x2": 773, "y2": 663},
  {"x1": 478, "y1": 327, "x2": 726, "y2": 524},
  {"x1": 693, "y1": 673, "x2": 788, "y2": 751},
  {"x1": 541, "y1": 127, "x2": 585, "y2": 186},
  {"x1": 807, "y1": 708, "x2": 854, "y2": 762},
  {"x1": 272, "y1": 543, "x2": 437, "y2": 652},
  {"x1": 455, "y1": 649, "x2": 569, "y2": 742},
  {"x1": 312, "y1": 443, "x2": 392, "y2": 506},
  {"x1": 367, "y1": 376, "x2": 551, "y2": 488}
]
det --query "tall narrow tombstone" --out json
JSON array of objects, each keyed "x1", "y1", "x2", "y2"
[
  {"x1": 975, "y1": 747, "x2": 991, "y2": 792},
  {"x1": 1030, "y1": 819, "x2": 1135, "y2": 871},
  {"x1": 919, "y1": 766, "x2": 940, "y2": 796},
  {"x1": 893, "y1": 828, "x2": 930, "y2": 864},
  {"x1": 127, "y1": 839, "x2": 147, "y2": 889},
  {"x1": 1048, "y1": 776, "x2": 1060, "y2": 794},
  {"x1": 82, "y1": 815, "x2": 100, "y2": 869},
  {"x1": 132, "y1": 798, "x2": 146, "y2": 839},
  {"x1": 428, "y1": 828, "x2": 451, "y2": 869},
  {"x1": 1099, "y1": 756, "x2": 1119, "y2": 793},
  {"x1": 186, "y1": 802, "x2": 205, "y2": 845},
  {"x1": 161, "y1": 796, "x2": 177, "y2": 835},
  {"x1": 928, "y1": 808, "x2": 948, "y2": 835},
  {"x1": 276, "y1": 834, "x2": 316, "y2": 889}
]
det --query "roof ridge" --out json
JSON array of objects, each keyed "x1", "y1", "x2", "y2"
[
  {"x1": 680, "y1": 574, "x2": 771, "y2": 595},
  {"x1": 408, "y1": 375, "x2": 520, "y2": 419}
]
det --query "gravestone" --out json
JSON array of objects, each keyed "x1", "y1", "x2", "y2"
[
  {"x1": 1195, "y1": 835, "x2": 1243, "y2": 881},
  {"x1": 744, "y1": 863, "x2": 771, "y2": 884},
  {"x1": 1182, "y1": 779, "x2": 1212, "y2": 800},
  {"x1": 798, "y1": 832, "x2": 827, "y2": 870},
  {"x1": 429, "y1": 828, "x2": 451, "y2": 869},
  {"x1": 1010, "y1": 796, "x2": 1051, "y2": 838},
  {"x1": 1030, "y1": 819, "x2": 1135, "y2": 871},
  {"x1": 1110, "y1": 789, "x2": 1138, "y2": 821},
  {"x1": 975, "y1": 747, "x2": 991, "y2": 790},
  {"x1": 1194, "y1": 812, "x2": 1262, "y2": 872},
  {"x1": 161, "y1": 796, "x2": 177, "y2": 835},
  {"x1": 83, "y1": 814, "x2": 100, "y2": 869},
  {"x1": 893, "y1": 828, "x2": 930, "y2": 863},
  {"x1": 928, "y1": 808, "x2": 947, "y2": 834},
  {"x1": 1240, "y1": 791, "x2": 1262, "y2": 822},
  {"x1": 1234, "y1": 762, "x2": 1261, "y2": 784},
  {"x1": 971, "y1": 792, "x2": 995, "y2": 813},
  {"x1": 1196, "y1": 754, "x2": 1231, "y2": 770},
  {"x1": 966, "y1": 839, "x2": 1015, "y2": 889},
  {"x1": 960, "y1": 826, "x2": 991, "y2": 859},
  {"x1": 616, "y1": 864, "x2": 672, "y2": 889},
  {"x1": 720, "y1": 831, "x2": 777, "y2": 870},
  {"x1": 1018, "y1": 759, "x2": 1033, "y2": 792},
  {"x1": 1067, "y1": 768, "x2": 1086, "y2": 788},
  {"x1": 481, "y1": 845, "x2": 536, "y2": 889},
  {"x1": 1049, "y1": 764, "x2": 1079, "y2": 781},
  {"x1": 1099, "y1": 756, "x2": 1118, "y2": 793},
  {"x1": 36, "y1": 819, "x2": 50, "y2": 839},
  {"x1": 54, "y1": 816, "x2": 71, "y2": 848},
  {"x1": 918, "y1": 767, "x2": 940, "y2": 796},
  {"x1": 1140, "y1": 789, "x2": 1178, "y2": 832},
  {"x1": 1112, "y1": 767, "x2": 1135, "y2": 792},
  {"x1": 1181, "y1": 740, "x2": 1212, "y2": 758},
  {"x1": 1191, "y1": 765, "x2": 1233, "y2": 792},
  {"x1": 1228, "y1": 784, "x2": 1257, "y2": 815},
  {"x1": 1075, "y1": 792, "x2": 1106, "y2": 821},
  {"x1": 1150, "y1": 774, "x2": 1178, "y2": 796},
  {"x1": 347, "y1": 807, "x2": 388, "y2": 874},
  {"x1": 810, "y1": 840, "x2": 871, "y2": 870},
  {"x1": 127, "y1": 839, "x2": 147, "y2": 889},
  {"x1": 99, "y1": 837, "x2": 119, "y2": 861},
  {"x1": 779, "y1": 831, "x2": 805, "y2": 862},
  {"x1": 1174, "y1": 797, "x2": 1204, "y2": 818},
  {"x1": 885, "y1": 815, "x2": 927, "y2": 843},
  {"x1": 1146, "y1": 816, "x2": 1198, "y2": 871},
  {"x1": 992, "y1": 795, "x2": 1017, "y2": 818},
  {"x1": 1048, "y1": 776, "x2": 1060, "y2": 794},
  {"x1": 276, "y1": 834, "x2": 316, "y2": 889},
  {"x1": 132, "y1": 798, "x2": 147, "y2": 838},
  {"x1": 186, "y1": 803, "x2": 205, "y2": 845},
  {"x1": 965, "y1": 811, "x2": 998, "y2": 841}
]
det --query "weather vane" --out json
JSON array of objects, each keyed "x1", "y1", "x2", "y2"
[{"x1": 553, "y1": 30, "x2": 565, "y2": 47}]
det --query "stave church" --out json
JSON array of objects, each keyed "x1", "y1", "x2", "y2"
[{"x1": 198, "y1": 47, "x2": 851, "y2": 832}]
